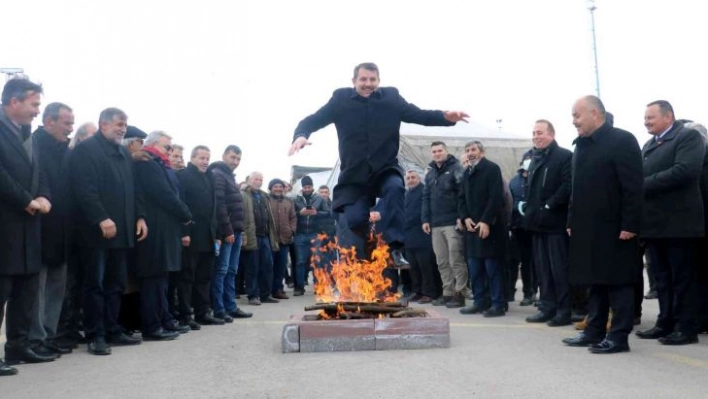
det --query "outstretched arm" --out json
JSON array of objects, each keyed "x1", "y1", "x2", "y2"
[{"x1": 289, "y1": 93, "x2": 337, "y2": 155}]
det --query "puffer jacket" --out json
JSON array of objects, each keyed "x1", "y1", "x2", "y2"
[{"x1": 208, "y1": 161, "x2": 245, "y2": 238}]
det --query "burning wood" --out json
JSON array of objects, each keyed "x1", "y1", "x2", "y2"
[{"x1": 304, "y1": 301, "x2": 428, "y2": 320}]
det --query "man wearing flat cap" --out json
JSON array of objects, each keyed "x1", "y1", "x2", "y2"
[
  {"x1": 122, "y1": 125, "x2": 147, "y2": 155},
  {"x1": 268, "y1": 179, "x2": 296, "y2": 299}
]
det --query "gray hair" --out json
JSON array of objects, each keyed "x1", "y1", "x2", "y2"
[
  {"x1": 171, "y1": 144, "x2": 184, "y2": 152},
  {"x1": 42, "y1": 102, "x2": 72, "y2": 123},
  {"x1": 98, "y1": 108, "x2": 127, "y2": 125},
  {"x1": 69, "y1": 122, "x2": 97, "y2": 149},
  {"x1": 249, "y1": 171, "x2": 263, "y2": 180},
  {"x1": 144, "y1": 130, "x2": 172, "y2": 146},
  {"x1": 684, "y1": 121, "x2": 708, "y2": 143},
  {"x1": 464, "y1": 140, "x2": 486, "y2": 152},
  {"x1": 121, "y1": 137, "x2": 143, "y2": 147}
]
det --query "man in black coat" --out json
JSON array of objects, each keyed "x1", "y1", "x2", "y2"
[
  {"x1": 522, "y1": 120, "x2": 573, "y2": 327},
  {"x1": 457, "y1": 141, "x2": 508, "y2": 317},
  {"x1": 134, "y1": 131, "x2": 193, "y2": 341},
  {"x1": 635, "y1": 101, "x2": 705, "y2": 346},
  {"x1": 28, "y1": 102, "x2": 75, "y2": 358},
  {"x1": 70, "y1": 108, "x2": 147, "y2": 355},
  {"x1": 0, "y1": 79, "x2": 55, "y2": 374},
  {"x1": 289, "y1": 62, "x2": 468, "y2": 267},
  {"x1": 562, "y1": 95, "x2": 643, "y2": 354},
  {"x1": 404, "y1": 170, "x2": 441, "y2": 303},
  {"x1": 207, "y1": 145, "x2": 246, "y2": 323}
]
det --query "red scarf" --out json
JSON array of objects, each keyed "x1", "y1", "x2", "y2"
[{"x1": 144, "y1": 146, "x2": 172, "y2": 168}]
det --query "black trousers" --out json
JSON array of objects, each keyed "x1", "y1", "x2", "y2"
[
  {"x1": 532, "y1": 232, "x2": 571, "y2": 318},
  {"x1": 584, "y1": 284, "x2": 635, "y2": 344},
  {"x1": 647, "y1": 238, "x2": 698, "y2": 334},
  {"x1": 508, "y1": 228, "x2": 535, "y2": 299},
  {"x1": 82, "y1": 247, "x2": 127, "y2": 339},
  {"x1": 405, "y1": 247, "x2": 441, "y2": 298},
  {"x1": 140, "y1": 275, "x2": 173, "y2": 334},
  {"x1": 57, "y1": 245, "x2": 84, "y2": 339},
  {"x1": 178, "y1": 250, "x2": 214, "y2": 319},
  {"x1": 0, "y1": 273, "x2": 40, "y2": 348}
]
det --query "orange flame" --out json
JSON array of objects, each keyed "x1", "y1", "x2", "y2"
[{"x1": 312, "y1": 233, "x2": 400, "y2": 304}]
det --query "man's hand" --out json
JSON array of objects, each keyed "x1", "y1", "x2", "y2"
[
  {"x1": 422, "y1": 223, "x2": 431, "y2": 234},
  {"x1": 136, "y1": 218, "x2": 148, "y2": 241},
  {"x1": 300, "y1": 208, "x2": 315, "y2": 216},
  {"x1": 216, "y1": 239, "x2": 221, "y2": 247},
  {"x1": 477, "y1": 222, "x2": 490, "y2": 239},
  {"x1": 455, "y1": 218, "x2": 464, "y2": 231},
  {"x1": 619, "y1": 231, "x2": 636, "y2": 240},
  {"x1": 25, "y1": 199, "x2": 41, "y2": 215},
  {"x1": 369, "y1": 211, "x2": 381, "y2": 223},
  {"x1": 464, "y1": 218, "x2": 476, "y2": 232},
  {"x1": 182, "y1": 236, "x2": 191, "y2": 247},
  {"x1": 100, "y1": 218, "x2": 117, "y2": 239},
  {"x1": 225, "y1": 234, "x2": 236, "y2": 244},
  {"x1": 443, "y1": 111, "x2": 470, "y2": 124},
  {"x1": 288, "y1": 137, "x2": 311, "y2": 156},
  {"x1": 35, "y1": 197, "x2": 52, "y2": 214}
]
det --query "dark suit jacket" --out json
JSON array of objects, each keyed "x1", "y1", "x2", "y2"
[
  {"x1": 641, "y1": 123, "x2": 705, "y2": 238},
  {"x1": 0, "y1": 110, "x2": 49, "y2": 275},
  {"x1": 177, "y1": 163, "x2": 217, "y2": 252},
  {"x1": 293, "y1": 87, "x2": 454, "y2": 211}
]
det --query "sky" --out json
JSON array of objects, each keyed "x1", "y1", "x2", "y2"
[{"x1": 3, "y1": 0, "x2": 706, "y2": 184}]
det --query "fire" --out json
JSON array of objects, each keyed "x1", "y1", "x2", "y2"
[{"x1": 311, "y1": 232, "x2": 399, "y2": 305}]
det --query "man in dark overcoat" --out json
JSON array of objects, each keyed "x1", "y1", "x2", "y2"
[
  {"x1": 0, "y1": 79, "x2": 55, "y2": 374},
  {"x1": 289, "y1": 62, "x2": 468, "y2": 265},
  {"x1": 134, "y1": 131, "x2": 192, "y2": 340},
  {"x1": 562, "y1": 95, "x2": 643, "y2": 354},
  {"x1": 70, "y1": 108, "x2": 147, "y2": 355},
  {"x1": 457, "y1": 141, "x2": 508, "y2": 317},
  {"x1": 635, "y1": 102, "x2": 705, "y2": 346}
]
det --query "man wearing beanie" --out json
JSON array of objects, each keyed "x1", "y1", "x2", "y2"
[
  {"x1": 289, "y1": 62, "x2": 468, "y2": 266},
  {"x1": 268, "y1": 179, "x2": 296, "y2": 299},
  {"x1": 293, "y1": 175, "x2": 329, "y2": 295}
]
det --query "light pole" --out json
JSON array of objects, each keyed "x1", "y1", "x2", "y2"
[
  {"x1": 0, "y1": 67, "x2": 25, "y2": 82},
  {"x1": 587, "y1": 0, "x2": 600, "y2": 98}
]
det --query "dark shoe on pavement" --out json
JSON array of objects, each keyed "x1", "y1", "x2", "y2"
[
  {"x1": 658, "y1": 332, "x2": 699, "y2": 346},
  {"x1": 459, "y1": 304, "x2": 489, "y2": 315},
  {"x1": 142, "y1": 328, "x2": 179, "y2": 341},
  {"x1": 195, "y1": 313, "x2": 225, "y2": 325},
  {"x1": 213, "y1": 312, "x2": 234, "y2": 323},
  {"x1": 644, "y1": 290, "x2": 658, "y2": 300},
  {"x1": 4, "y1": 345, "x2": 57, "y2": 365},
  {"x1": 571, "y1": 313, "x2": 586, "y2": 323},
  {"x1": 407, "y1": 293, "x2": 424, "y2": 302},
  {"x1": 562, "y1": 332, "x2": 603, "y2": 347},
  {"x1": 229, "y1": 309, "x2": 253, "y2": 319},
  {"x1": 248, "y1": 297, "x2": 262, "y2": 306},
  {"x1": 525, "y1": 311, "x2": 555, "y2": 323},
  {"x1": 53, "y1": 336, "x2": 79, "y2": 350},
  {"x1": 164, "y1": 321, "x2": 190, "y2": 334},
  {"x1": 181, "y1": 318, "x2": 201, "y2": 331},
  {"x1": 588, "y1": 339, "x2": 630, "y2": 354},
  {"x1": 432, "y1": 296, "x2": 452, "y2": 306},
  {"x1": 87, "y1": 338, "x2": 111, "y2": 356},
  {"x1": 261, "y1": 296, "x2": 279, "y2": 304},
  {"x1": 0, "y1": 360, "x2": 18, "y2": 376},
  {"x1": 547, "y1": 316, "x2": 572, "y2": 327},
  {"x1": 390, "y1": 249, "x2": 410, "y2": 269},
  {"x1": 32, "y1": 343, "x2": 62, "y2": 358},
  {"x1": 635, "y1": 326, "x2": 671, "y2": 340},
  {"x1": 519, "y1": 297, "x2": 533, "y2": 306},
  {"x1": 44, "y1": 340, "x2": 72, "y2": 355},
  {"x1": 106, "y1": 332, "x2": 142, "y2": 346},
  {"x1": 417, "y1": 296, "x2": 433, "y2": 304},
  {"x1": 483, "y1": 307, "x2": 506, "y2": 318},
  {"x1": 293, "y1": 289, "x2": 305, "y2": 297},
  {"x1": 272, "y1": 291, "x2": 290, "y2": 300},
  {"x1": 445, "y1": 292, "x2": 465, "y2": 308}
]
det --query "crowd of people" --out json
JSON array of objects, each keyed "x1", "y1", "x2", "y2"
[{"x1": 1, "y1": 62, "x2": 707, "y2": 378}]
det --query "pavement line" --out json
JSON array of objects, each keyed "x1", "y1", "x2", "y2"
[
  {"x1": 653, "y1": 352, "x2": 708, "y2": 369},
  {"x1": 450, "y1": 322, "x2": 546, "y2": 329}
]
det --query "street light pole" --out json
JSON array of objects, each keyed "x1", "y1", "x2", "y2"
[
  {"x1": 0, "y1": 68, "x2": 25, "y2": 82},
  {"x1": 588, "y1": 0, "x2": 601, "y2": 98}
]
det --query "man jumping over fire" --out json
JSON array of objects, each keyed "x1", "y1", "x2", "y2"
[{"x1": 289, "y1": 62, "x2": 469, "y2": 267}]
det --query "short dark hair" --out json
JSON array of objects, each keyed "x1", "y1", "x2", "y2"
[
  {"x1": 191, "y1": 145, "x2": 210, "y2": 159},
  {"x1": 42, "y1": 102, "x2": 73, "y2": 123},
  {"x1": 318, "y1": 185, "x2": 329, "y2": 190},
  {"x1": 647, "y1": 100, "x2": 675, "y2": 119},
  {"x1": 534, "y1": 119, "x2": 555, "y2": 134},
  {"x1": 353, "y1": 62, "x2": 379, "y2": 80},
  {"x1": 223, "y1": 145, "x2": 242, "y2": 156},
  {"x1": 430, "y1": 141, "x2": 447, "y2": 149},
  {"x1": 1, "y1": 78, "x2": 43, "y2": 105},
  {"x1": 98, "y1": 108, "x2": 127, "y2": 125}
]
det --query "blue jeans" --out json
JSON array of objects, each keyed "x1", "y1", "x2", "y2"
[
  {"x1": 468, "y1": 257, "x2": 505, "y2": 310},
  {"x1": 245, "y1": 236, "x2": 274, "y2": 300},
  {"x1": 211, "y1": 234, "x2": 242, "y2": 314},
  {"x1": 294, "y1": 233, "x2": 316, "y2": 289},
  {"x1": 272, "y1": 244, "x2": 290, "y2": 294}
]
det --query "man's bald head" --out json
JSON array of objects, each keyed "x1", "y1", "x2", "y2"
[{"x1": 572, "y1": 95, "x2": 607, "y2": 137}]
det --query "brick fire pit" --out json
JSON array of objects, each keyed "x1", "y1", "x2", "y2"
[{"x1": 281, "y1": 309, "x2": 449, "y2": 353}]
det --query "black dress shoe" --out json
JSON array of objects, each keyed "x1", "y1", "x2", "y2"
[
  {"x1": 519, "y1": 297, "x2": 533, "y2": 306},
  {"x1": 87, "y1": 337, "x2": 111, "y2": 356},
  {"x1": 164, "y1": 321, "x2": 190, "y2": 334},
  {"x1": 260, "y1": 296, "x2": 279, "y2": 304},
  {"x1": 483, "y1": 307, "x2": 506, "y2": 318},
  {"x1": 106, "y1": 332, "x2": 142, "y2": 346},
  {"x1": 459, "y1": 304, "x2": 489, "y2": 314},
  {"x1": 33, "y1": 343, "x2": 62, "y2": 358},
  {"x1": 4, "y1": 346, "x2": 57, "y2": 365},
  {"x1": 45, "y1": 340, "x2": 72, "y2": 355},
  {"x1": 562, "y1": 332, "x2": 603, "y2": 347},
  {"x1": 588, "y1": 339, "x2": 630, "y2": 354},
  {"x1": 229, "y1": 309, "x2": 253, "y2": 319},
  {"x1": 142, "y1": 328, "x2": 179, "y2": 341},
  {"x1": 196, "y1": 313, "x2": 225, "y2": 325},
  {"x1": 390, "y1": 249, "x2": 410, "y2": 269},
  {"x1": 0, "y1": 360, "x2": 18, "y2": 376},
  {"x1": 547, "y1": 317, "x2": 572, "y2": 327},
  {"x1": 445, "y1": 293, "x2": 466, "y2": 308},
  {"x1": 431, "y1": 296, "x2": 452, "y2": 306},
  {"x1": 635, "y1": 326, "x2": 671, "y2": 340},
  {"x1": 52, "y1": 336, "x2": 79, "y2": 350},
  {"x1": 526, "y1": 312, "x2": 555, "y2": 323},
  {"x1": 181, "y1": 318, "x2": 201, "y2": 330},
  {"x1": 658, "y1": 331, "x2": 699, "y2": 346}
]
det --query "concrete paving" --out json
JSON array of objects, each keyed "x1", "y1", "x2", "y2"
[{"x1": 2, "y1": 286, "x2": 708, "y2": 398}]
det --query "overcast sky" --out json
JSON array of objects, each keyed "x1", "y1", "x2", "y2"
[{"x1": 3, "y1": 0, "x2": 706, "y2": 183}]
